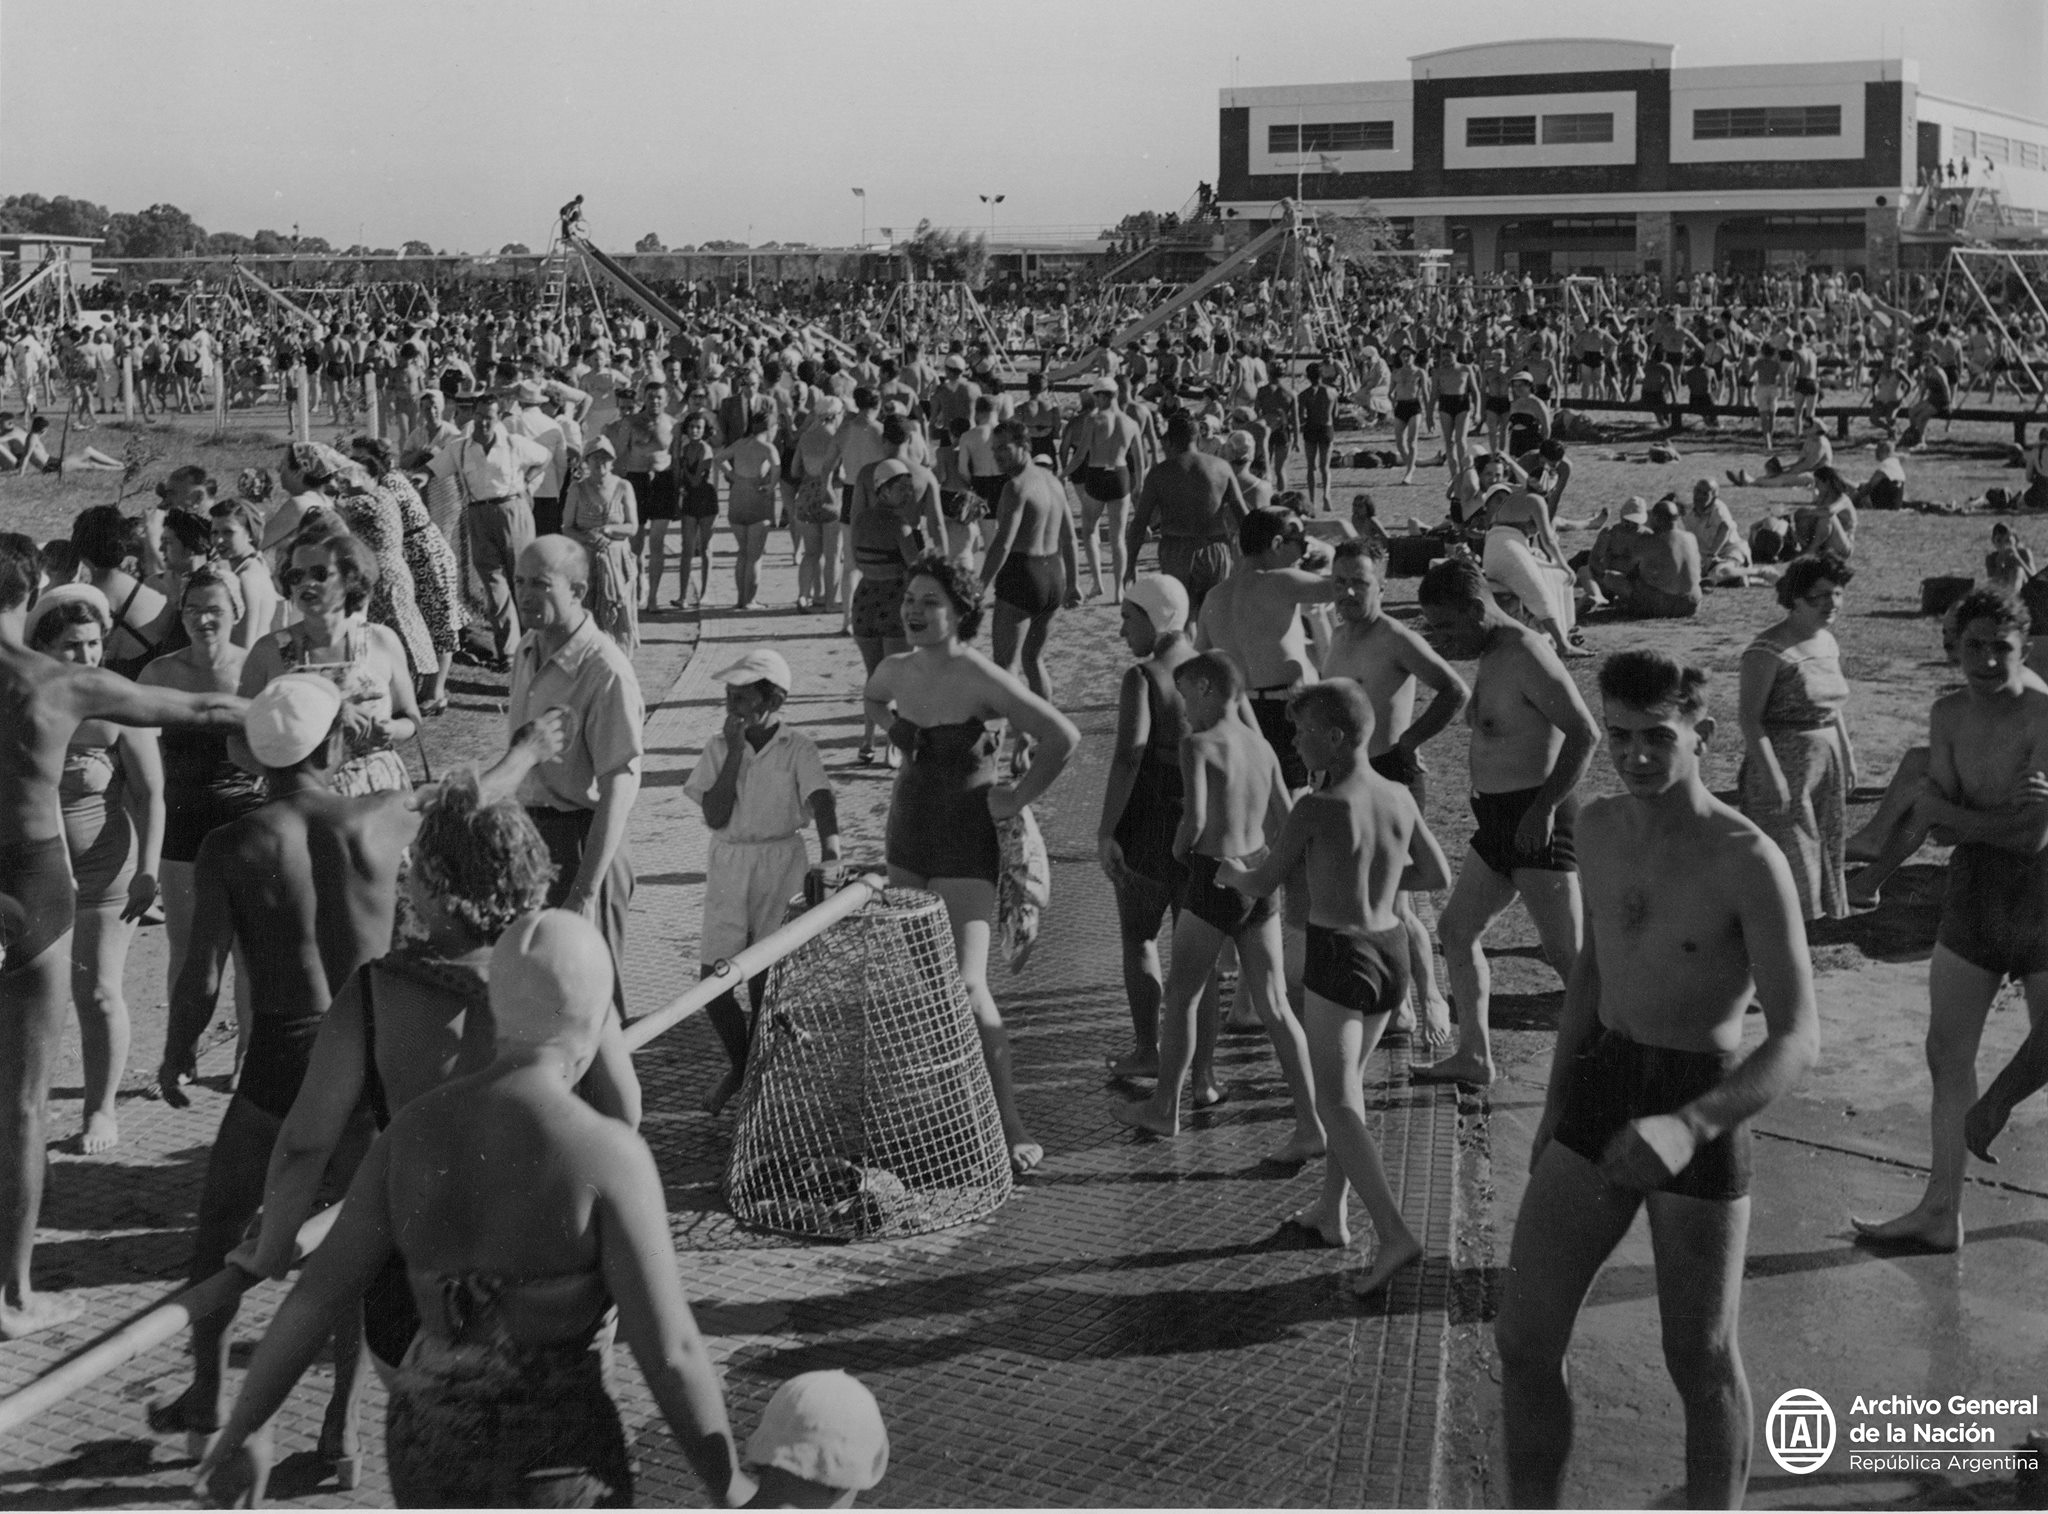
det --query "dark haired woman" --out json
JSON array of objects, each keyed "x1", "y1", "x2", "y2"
[
  {"x1": 863, "y1": 555, "x2": 1079, "y2": 1173},
  {"x1": 348, "y1": 435, "x2": 464, "y2": 714},
  {"x1": 238, "y1": 525, "x2": 418, "y2": 796},
  {"x1": 1739, "y1": 555, "x2": 1858, "y2": 921},
  {"x1": 69, "y1": 505, "x2": 164, "y2": 678}
]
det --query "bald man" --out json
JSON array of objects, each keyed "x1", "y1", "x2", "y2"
[
  {"x1": 510, "y1": 538, "x2": 645, "y2": 1016},
  {"x1": 198, "y1": 910, "x2": 753, "y2": 1509}
]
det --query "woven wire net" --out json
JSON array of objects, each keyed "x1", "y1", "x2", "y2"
[{"x1": 722, "y1": 887, "x2": 1014, "y2": 1241}]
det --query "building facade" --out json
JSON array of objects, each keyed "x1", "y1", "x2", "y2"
[{"x1": 1215, "y1": 39, "x2": 2048, "y2": 288}]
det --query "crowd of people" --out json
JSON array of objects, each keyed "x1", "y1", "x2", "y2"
[{"x1": 0, "y1": 246, "x2": 2043, "y2": 1506}]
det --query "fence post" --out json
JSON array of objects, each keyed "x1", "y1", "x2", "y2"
[{"x1": 121, "y1": 351, "x2": 134, "y2": 424}]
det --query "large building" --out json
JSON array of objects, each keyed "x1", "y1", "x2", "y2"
[{"x1": 1214, "y1": 39, "x2": 2048, "y2": 288}]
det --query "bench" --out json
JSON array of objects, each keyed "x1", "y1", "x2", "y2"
[{"x1": 1555, "y1": 395, "x2": 2040, "y2": 444}]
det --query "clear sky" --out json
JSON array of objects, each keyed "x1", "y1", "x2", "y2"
[{"x1": 2, "y1": 0, "x2": 2040, "y2": 252}]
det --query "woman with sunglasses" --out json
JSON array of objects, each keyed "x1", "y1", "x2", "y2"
[{"x1": 238, "y1": 520, "x2": 419, "y2": 796}]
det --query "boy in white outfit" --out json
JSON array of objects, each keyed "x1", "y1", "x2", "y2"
[{"x1": 685, "y1": 648, "x2": 840, "y2": 1113}]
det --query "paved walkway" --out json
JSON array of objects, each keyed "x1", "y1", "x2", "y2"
[{"x1": 0, "y1": 540, "x2": 1463, "y2": 1508}]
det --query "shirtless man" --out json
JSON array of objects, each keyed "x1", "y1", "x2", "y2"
[
  {"x1": 1065, "y1": 375, "x2": 1145, "y2": 598},
  {"x1": 0, "y1": 541, "x2": 249, "y2": 1338},
  {"x1": 1127, "y1": 410, "x2": 1247, "y2": 620},
  {"x1": 1727, "y1": 414, "x2": 1831, "y2": 489},
  {"x1": 1612, "y1": 499, "x2": 1702, "y2": 620},
  {"x1": 979, "y1": 421, "x2": 1079, "y2": 703},
  {"x1": 1322, "y1": 539, "x2": 1469, "y2": 1046},
  {"x1": 1854, "y1": 588, "x2": 2048, "y2": 1253},
  {"x1": 1411, "y1": 556, "x2": 1598, "y2": 1087},
  {"x1": 1198, "y1": 507, "x2": 1340, "y2": 795},
  {"x1": 1496, "y1": 651, "x2": 1817, "y2": 1508},
  {"x1": 150, "y1": 674, "x2": 575, "y2": 1449},
  {"x1": 1111, "y1": 653, "x2": 1325, "y2": 1161}
]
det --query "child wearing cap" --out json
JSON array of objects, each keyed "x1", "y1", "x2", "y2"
[
  {"x1": 744, "y1": 1370, "x2": 889, "y2": 1508},
  {"x1": 684, "y1": 648, "x2": 841, "y2": 1114}
]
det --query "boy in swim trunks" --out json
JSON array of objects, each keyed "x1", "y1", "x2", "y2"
[
  {"x1": 1112, "y1": 653, "x2": 1325, "y2": 1162},
  {"x1": 1064, "y1": 376, "x2": 1145, "y2": 600},
  {"x1": 1496, "y1": 651, "x2": 1817, "y2": 1508},
  {"x1": 1855, "y1": 588, "x2": 2048, "y2": 1253},
  {"x1": 1217, "y1": 679, "x2": 1450, "y2": 1296}
]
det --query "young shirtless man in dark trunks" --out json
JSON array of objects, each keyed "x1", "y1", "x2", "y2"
[
  {"x1": 1219, "y1": 679, "x2": 1451, "y2": 1296},
  {"x1": 1496, "y1": 651, "x2": 1817, "y2": 1508},
  {"x1": 979, "y1": 421, "x2": 1079, "y2": 704},
  {"x1": 1126, "y1": 410, "x2": 1247, "y2": 621},
  {"x1": 1411, "y1": 556, "x2": 1597, "y2": 1088},
  {"x1": 0, "y1": 538, "x2": 249, "y2": 1339},
  {"x1": 1111, "y1": 653, "x2": 1325, "y2": 1161},
  {"x1": 150, "y1": 674, "x2": 574, "y2": 1458},
  {"x1": 1854, "y1": 588, "x2": 2048, "y2": 1253},
  {"x1": 1321, "y1": 538, "x2": 1469, "y2": 1046},
  {"x1": 1065, "y1": 376, "x2": 1145, "y2": 599}
]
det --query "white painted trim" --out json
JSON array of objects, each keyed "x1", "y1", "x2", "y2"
[
  {"x1": 1218, "y1": 185, "x2": 1902, "y2": 218},
  {"x1": 1443, "y1": 91, "x2": 1637, "y2": 169},
  {"x1": 1249, "y1": 92, "x2": 1415, "y2": 174},
  {"x1": 1408, "y1": 38, "x2": 1672, "y2": 79},
  {"x1": 1670, "y1": 80, "x2": 1867, "y2": 164}
]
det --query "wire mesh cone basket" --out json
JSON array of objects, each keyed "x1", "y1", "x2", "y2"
[{"x1": 723, "y1": 886, "x2": 1015, "y2": 1241}]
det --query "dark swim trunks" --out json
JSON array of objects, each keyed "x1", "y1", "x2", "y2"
[
  {"x1": 970, "y1": 474, "x2": 1008, "y2": 509},
  {"x1": 0, "y1": 835, "x2": 76, "y2": 974},
  {"x1": 1552, "y1": 1023, "x2": 1753, "y2": 1202},
  {"x1": 1178, "y1": 851, "x2": 1273, "y2": 936},
  {"x1": 1074, "y1": 463, "x2": 1131, "y2": 503},
  {"x1": 1369, "y1": 745, "x2": 1425, "y2": 788},
  {"x1": 1249, "y1": 691, "x2": 1310, "y2": 790},
  {"x1": 1438, "y1": 392, "x2": 1472, "y2": 417},
  {"x1": 1470, "y1": 787, "x2": 1579, "y2": 879},
  {"x1": 1158, "y1": 537, "x2": 1232, "y2": 617},
  {"x1": 994, "y1": 552, "x2": 1066, "y2": 617},
  {"x1": 1393, "y1": 399, "x2": 1423, "y2": 423},
  {"x1": 1937, "y1": 842, "x2": 2048, "y2": 979},
  {"x1": 1303, "y1": 922, "x2": 1410, "y2": 1016}
]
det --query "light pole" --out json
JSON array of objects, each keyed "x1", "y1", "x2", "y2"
[
  {"x1": 852, "y1": 187, "x2": 866, "y2": 246},
  {"x1": 979, "y1": 193, "x2": 1005, "y2": 238}
]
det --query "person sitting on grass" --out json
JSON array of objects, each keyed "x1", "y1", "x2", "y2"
[
  {"x1": 1111, "y1": 652, "x2": 1326, "y2": 1162},
  {"x1": 1854, "y1": 438, "x2": 1907, "y2": 512},
  {"x1": 1216, "y1": 678, "x2": 1451, "y2": 1297},
  {"x1": 9, "y1": 416, "x2": 122, "y2": 474},
  {"x1": 1607, "y1": 499, "x2": 1701, "y2": 621},
  {"x1": 1726, "y1": 414, "x2": 1831, "y2": 490}
]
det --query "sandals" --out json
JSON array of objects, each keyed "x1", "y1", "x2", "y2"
[{"x1": 856, "y1": 744, "x2": 877, "y2": 765}]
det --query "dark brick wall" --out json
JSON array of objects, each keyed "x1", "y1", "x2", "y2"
[{"x1": 1217, "y1": 78, "x2": 1908, "y2": 207}]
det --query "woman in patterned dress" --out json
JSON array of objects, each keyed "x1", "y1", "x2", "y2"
[
  {"x1": 1739, "y1": 554, "x2": 1858, "y2": 921},
  {"x1": 350, "y1": 436, "x2": 465, "y2": 715},
  {"x1": 563, "y1": 437, "x2": 640, "y2": 655},
  {"x1": 330, "y1": 452, "x2": 435, "y2": 689}
]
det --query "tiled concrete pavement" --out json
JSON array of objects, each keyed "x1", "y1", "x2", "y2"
[{"x1": 0, "y1": 540, "x2": 1461, "y2": 1508}]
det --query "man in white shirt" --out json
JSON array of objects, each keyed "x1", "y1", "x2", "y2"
[
  {"x1": 427, "y1": 392, "x2": 550, "y2": 668},
  {"x1": 507, "y1": 380, "x2": 573, "y2": 537}
]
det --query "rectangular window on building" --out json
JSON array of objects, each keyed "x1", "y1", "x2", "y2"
[
  {"x1": 2020, "y1": 140, "x2": 2042, "y2": 170},
  {"x1": 1467, "y1": 115, "x2": 1538, "y2": 147},
  {"x1": 1951, "y1": 127, "x2": 1977, "y2": 155},
  {"x1": 1981, "y1": 134, "x2": 2010, "y2": 163},
  {"x1": 1542, "y1": 112, "x2": 1615, "y2": 145},
  {"x1": 1269, "y1": 121, "x2": 1394, "y2": 155},
  {"x1": 1693, "y1": 104, "x2": 1842, "y2": 139}
]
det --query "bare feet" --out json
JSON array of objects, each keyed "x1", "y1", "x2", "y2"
[
  {"x1": 317, "y1": 1408, "x2": 362, "y2": 1491},
  {"x1": 1191, "y1": 1083, "x2": 1229, "y2": 1110},
  {"x1": 0, "y1": 1288, "x2": 84, "y2": 1340},
  {"x1": 1850, "y1": 1207, "x2": 1961, "y2": 1254},
  {"x1": 1283, "y1": 1201, "x2": 1350, "y2": 1249},
  {"x1": 80, "y1": 1110, "x2": 119, "y2": 1155},
  {"x1": 1846, "y1": 869, "x2": 1882, "y2": 910},
  {"x1": 1111, "y1": 1098, "x2": 1179, "y2": 1138},
  {"x1": 1106, "y1": 1047, "x2": 1159, "y2": 1080},
  {"x1": 1417, "y1": 998, "x2": 1456, "y2": 1051},
  {"x1": 1964, "y1": 1096, "x2": 2010, "y2": 1164},
  {"x1": 1347, "y1": 1235, "x2": 1424, "y2": 1299},
  {"x1": 148, "y1": 1385, "x2": 222, "y2": 1459},
  {"x1": 1410, "y1": 1053, "x2": 1495, "y2": 1086},
  {"x1": 1009, "y1": 1140, "x2": 1045, "y2": 1175},
  {"x1": 1266, "y1": 1132, "x2": 1328, "y2": 1165}
]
